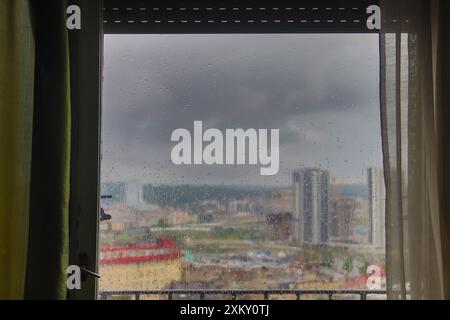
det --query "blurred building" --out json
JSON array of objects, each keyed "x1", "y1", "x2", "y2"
[
  {"x1": 99, "y1": 237, "x2": 183, "y2": 293},
  {"x1": 330, "y1": 196, "x2": 370, "y2": 244},
  {"x1": 331, "y1": 198, "x2": 355, "y2": 241},
  {"x1": 198, "y1": 212, "x2": 214, "y2": 223},
  {"x1": 100, "y1": 220, "x2": 126, "y2": 234},
  {"x1": 265, "y1": 212, "x2": 293, "y2": 241},
  {"x1": 293, "y1": 168, "x2": 330, "y2": 245},
  {"x1": 125, "y1": 182, "x2": 146, "y2": 209},
  {"x1": 368, "y1": 167, "x2": 386, "y2": 248},
  {"x1": 166, "y1": 210, "x2": 191, "y2": 225},
  {"x1": 229, "y1": 199, "x2": 252, "y2": 216}
]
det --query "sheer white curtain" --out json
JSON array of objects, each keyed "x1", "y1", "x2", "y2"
[{"x1": 380, "y1": 0, "x2": 450, "y2": 299}]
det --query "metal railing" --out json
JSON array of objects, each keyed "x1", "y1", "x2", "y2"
[{"x1": 99, "y1": 289, "x2": 387, "y2": 300}]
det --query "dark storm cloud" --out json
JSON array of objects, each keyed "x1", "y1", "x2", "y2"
[
  {"x1": 103, "y1": 35, "x2": 378, "y2": 145},
  {"x1": 101, "y1": 34, "x2": 381, "y2": 185}
]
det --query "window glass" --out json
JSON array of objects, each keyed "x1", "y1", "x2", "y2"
[{"x1": 99, "y1": 34, "x2": 385, "y2": 299}]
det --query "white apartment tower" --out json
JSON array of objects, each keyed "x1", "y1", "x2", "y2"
[{"x1": 368, "y1": 167, "x2": 386, "y2": 248}]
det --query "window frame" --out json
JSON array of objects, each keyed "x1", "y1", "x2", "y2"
[
  {"x1": 68, "y1": 0, "x2": 103, "y2": 300},
  {"x1": 69, "y1": 0, "x2": 381, "y2": 299}
]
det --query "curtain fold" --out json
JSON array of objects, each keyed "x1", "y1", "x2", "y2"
[
  {"x1": 0, "y1": 0, "x2": 71, "y2": 299},
  {"x1": 24, "y1": 0, "x2": 71, "y2": 300},
  {"x1": 380, "y1": 0, "x2": 450, "y2": 299},
  {"x1": 0, "y1": 0, "x2": 35, "y2": 300},
  {"x1": 435, "y1": 0, "x2": 450, "y2": 299}
]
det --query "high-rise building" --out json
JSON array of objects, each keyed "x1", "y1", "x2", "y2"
[
  {"x1": 293, "y1": 168, "x2": 330, "y2": 244},
  {"x1": 331, "y1": 198, "x2": 356, "y2": 242},
  {"x1": 368, "y1": 167, "x2": 386, "y2": 248}
]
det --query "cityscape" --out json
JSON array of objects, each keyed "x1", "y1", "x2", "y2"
[{"x1": 99, "y1": 167, "x2": 386, "y2": 299}]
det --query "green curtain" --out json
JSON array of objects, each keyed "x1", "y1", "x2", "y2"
[
  {"x1": 0, "y1": 0, "x2": 35, "y2": 300},
  {"x1": 24, "y1": 0, "x2": 71, "y2": 300},
  {"x1": 0, "y1": 0, "x2": 71, "y2": 299}
]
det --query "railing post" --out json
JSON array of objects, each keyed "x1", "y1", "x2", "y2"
[
  {"x1": 361, "y1": 293, "x2": 367, "y2": 300},
  {"x1": 296, "y1": 293, "x2": 301, "y2": 300},
  {"x1": 168, "y1": 293, "x2": 173, "y2": 300},
  {"x1": 264, "y1": 292, "x2": 269, "y2": 300},
  {"x1": 135, "y1": 293, "x2": 140, "y2": 300}
]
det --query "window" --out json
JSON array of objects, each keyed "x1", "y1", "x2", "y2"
[{"x1": 98, "y1": 1, "x2": 385, "y2": 300}]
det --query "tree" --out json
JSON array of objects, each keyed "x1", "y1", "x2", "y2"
[
  {"x1": 157, "y1": 217, "x2": 168, "y2": 228},
  {"x1": 320, "y1": 248, "x2": 334, "y2": 268},
  {"x1": 359, "y1": 261, "x2": 370, "y2": 276},
  {"x1": 343, "y1": 257, "x2": 354, "y2": 274}
]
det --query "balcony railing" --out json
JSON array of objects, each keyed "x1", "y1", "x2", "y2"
[{"x1": 99, "y1": 289, "x2": 387, "y2": 300}]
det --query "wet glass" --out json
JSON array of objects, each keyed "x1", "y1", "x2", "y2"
[{"x1": 99, "y1": 34, "x2": 385, "y2": 299}]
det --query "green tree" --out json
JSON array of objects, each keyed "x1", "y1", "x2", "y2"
[
  {"x1": 157, "y1": 217, "x2": 168, "y2": 228},
  {"x1": 320, "y1": 248, "x2": 334, "y2": 268},
  {"x1": 359, "y1": 261, "x2": 370, "y2": 276},
  {"x1": 343, "y1": 257, "x2": 354, "y2": 274}
]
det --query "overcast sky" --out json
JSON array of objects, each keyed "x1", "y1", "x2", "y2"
[{"x1": 101, "y1": 34, "x2": 381, "y2": 187}]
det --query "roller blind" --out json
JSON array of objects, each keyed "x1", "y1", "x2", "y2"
[{"x1": 104, "y1": 0, "x2": 380, "y2": 34}]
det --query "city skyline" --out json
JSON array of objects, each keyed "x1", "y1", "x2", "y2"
[
  {"x1": 102, "y1": 165, "x2": 383, "y2": 188},
  {"x1": 102, "y1": 164, "x2": 385, "y2": 246}
]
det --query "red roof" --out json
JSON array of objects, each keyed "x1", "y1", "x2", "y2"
[
  {"x1": 100, "y1": 237, "x2": 183, "y2": 265},
  {"x1": 344, "y1": 276, "x2": 368, "y2": 290},
  {"x1": 100, "y1": 236, "x2": 178, "y2": 252}
]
